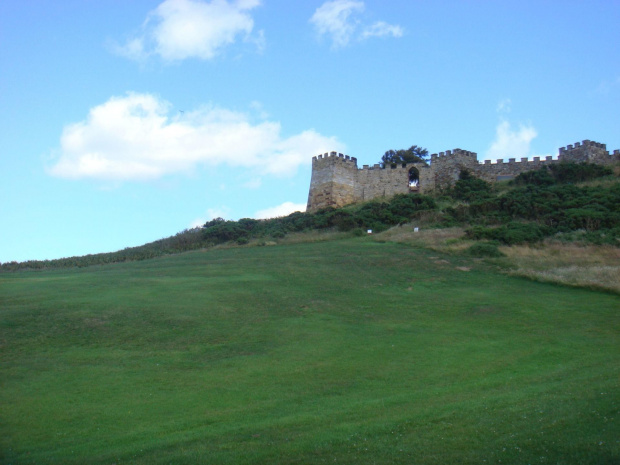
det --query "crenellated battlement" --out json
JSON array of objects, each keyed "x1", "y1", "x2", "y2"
[
  {"x1": 312, "y1": 151, "x2": 358, "y2": 164},
  {"x1": 307, "y1": 139, "x2": 619, "y2": 212},
  {"x1": 431, "y1": 149, "x2": 478, "y2": 161},
  {"x1": 481, "y1": 155, "x2": 556, "y2": 165},
  {"x1": 559, "y1": 140, "x2": 607, "y2": 153},
  {"x1": 556, "y1": 139, "x2": 616, "y2": 165}
]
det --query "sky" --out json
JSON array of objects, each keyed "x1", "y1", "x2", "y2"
[{"x1": 1, "y1": 0, "x2": 619, "y2": 263}]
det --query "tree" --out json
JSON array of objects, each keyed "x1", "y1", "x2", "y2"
[
  {"x1": 380, "y1": 145, "x2": 429, "y2": 168},
  {"x1": 380, "y1": 145, "x2": 429, "y2": 185}
]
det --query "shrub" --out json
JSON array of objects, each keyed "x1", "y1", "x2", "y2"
[
  {"x1": 467, "y1": 222, "x2": 549, "y2": 245},
  {"x1": 512, "y1": 169, "x2": 555, "y2": 186},
  {"x1": 467, "y1": 242, "x2": 506, "y2": 258},
  {"x1": 513, "y1": 162, "x2": 613, "y2": 186},
  {"x1": 203, "y1": 221, "x2": 248, "y2": 242},
  {"x1": 387, "y1": 193, "x2": 436, "y2": 217},
  {"x1": 450, "y1": 170, "x2": 493, "y2": 202},
  {"x1": 326, "y1": 210, "x2": 357, "y2": 231}
]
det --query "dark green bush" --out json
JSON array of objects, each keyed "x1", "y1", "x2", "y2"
[
  {"x1": 513, "y1": 162, "x2": 613, "y2": 186},
  {"x1": 549, "y1": 163, "x2": 612, "y2": 183},
  {"x1": 203, "y1": 221, "x2": 248, "y2": 242},
  {"x1": 512, "y1": 169, "x2": 555, "y2": 186},
  {"x1": 467, "y1": 242, "x2": 506, "y2": 258},
  {"x1": 450, "y1": 170, "x2": 494, "y2": 202},
  {"x1": 467, "y1": 222, "x2": 549, "y2": 245},
  {"x1": 326, "y1": 210, "x2": 357, "y2": 231}
]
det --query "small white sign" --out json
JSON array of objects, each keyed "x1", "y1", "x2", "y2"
[
  {"x1": 414, "y1": 227, "x2": 419, "y2": 232},
  {"x1": 367, "y1": 229, "x2": 372, "y2": 234}
]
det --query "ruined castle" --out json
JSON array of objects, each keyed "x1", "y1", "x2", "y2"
[{"x1": 306, "y1": 140, "x2": 620, "y2": 212}]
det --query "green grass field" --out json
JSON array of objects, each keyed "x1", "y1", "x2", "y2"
[{"x1": 1, "y1": 238, "x2": 618, "y2": 464}]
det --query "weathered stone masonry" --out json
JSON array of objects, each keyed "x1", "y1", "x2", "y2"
[{"x1": 307, "y1": 140, "x2": 619, "y2": 212}]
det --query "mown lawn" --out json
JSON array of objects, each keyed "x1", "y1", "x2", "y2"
[{"x1": 1, "y1": 238, "x2": 618, "y2": 464}]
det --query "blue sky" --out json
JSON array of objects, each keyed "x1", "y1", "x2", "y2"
[{"x1": 1, "y1": 0, "x2": 619, "y2": 263}]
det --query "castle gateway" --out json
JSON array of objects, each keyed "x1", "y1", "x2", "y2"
[{"x1": 306, "y1": 140, "x2": 619, "y2": 212}]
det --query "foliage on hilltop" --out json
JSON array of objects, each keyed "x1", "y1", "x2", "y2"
[
  {"x1": 444, "y1": 163, "x2": 619, "y2": 245},
  {"x1": 1, "y1": 162, "x2": 618, "y2": 272},
  {"x1": 512, "y1": 162, "x2": 613, "y2": 186},
  {"x1": 0, "y1": 194, "x2": 436, "y2": 271},
  {"x1": 201, "y1": 193, "x2": 437, "y2": 244}
]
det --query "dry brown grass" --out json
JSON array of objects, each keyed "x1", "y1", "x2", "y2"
[
  {"x1": 275, "y1": 230, "x2": 349, "y2": 245},
  {"x1": 501, "y1": 242, "x2": 620, "y2": 293},
  {"x1": 375, "y1": 224, "x2": 620, "y2": 293}
]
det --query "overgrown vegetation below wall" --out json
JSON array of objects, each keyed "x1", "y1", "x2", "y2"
[
  {"x1": 448, "y1": 163, "x2": 619, "y2": 246},
  {"x1": 2, "y1": 162, "x2": 618, "y2": 272}
]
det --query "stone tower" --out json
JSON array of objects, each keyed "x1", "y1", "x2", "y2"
[
  {"x1": 558, "y1": 140, "x2": 614, "y2": 164},
  {"x1": 306, "y1": 152, "x2": 358, "y2": 212}
]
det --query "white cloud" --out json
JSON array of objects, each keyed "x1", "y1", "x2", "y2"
[
  {"x1": 485, "y1": 120, "x2": 538, "y2": 160},
  {"x1": 310, "y1": 0, "x2": 402, "y2": 49},
  {"x1": 255, "y1": 201, "x2": 306, "y2": 219},
  {"x1": 48, "y1": 92, "x2": 343, "y2": 181},
  {"x1": 361, "y1": 21, "x2": 403, "y2": 39},
  {"x1": 113, "y1": 37, "x2": 146, "y2": 62},
  {"x1": 114, "y1": 0, "x2": 262, "y2": 61},
  {"x1": 310, "y1": 0, "x2": 364, "y2": 48}
]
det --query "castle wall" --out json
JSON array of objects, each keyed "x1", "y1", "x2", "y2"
[
  {"x1": 306, "y1": 152, "x2": 435, "y2": 211},
  {"x1": 306, "y1": 140, "x2": 619, "y2": 212},
  {"x1": 471, "y1": 156, "x2": 560, "y2": 182},
  {"x1": 427, "y1": 140, "x2": 620, "y2": 186},
  {"x1": 355, "y1": 163, "x2": 430, "y2": 201}
]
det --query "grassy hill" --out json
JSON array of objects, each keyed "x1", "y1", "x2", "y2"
[{"x1": 2, "y1": 238, "x2": 618, "y2": 464}]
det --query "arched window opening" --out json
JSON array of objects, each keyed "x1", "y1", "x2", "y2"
[{"x1": 408, "y1": 167, "x2": 420, "y2": 191}]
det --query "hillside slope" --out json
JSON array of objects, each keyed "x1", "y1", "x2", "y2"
[{"x1": 1, "y1": 240, "x2": 618, "y2": 464}]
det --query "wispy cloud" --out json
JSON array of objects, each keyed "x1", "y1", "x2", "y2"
[
  {"x1": 48, "y1": 92, "x2": 343, "y2": 181},
  {"x1": 254, "y1": 201, "x2": 306, "y2": 219},
  {"x1": 310, "y1": 0, "x2": 403, "y2": 49},
  {"x1": 360, "y1": 21, "x2": 403, "y2": 39},
  {"x1": 485, "y1": 120, "x2": 538, "y2": 160},
  {"x1": 496, "y1": 98, "x2": 512, "y2": 113},
  {"x1": 595, "y1": 76, "x2": 620, "y2": 95},
  {"x1": 112, "y1": 0, "x2": 263, "y2": 62}
]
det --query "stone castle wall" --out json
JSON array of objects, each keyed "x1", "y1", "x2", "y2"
[
  {"x1": 306, "y1": 151, "x2": 433, "y2": 211},
  {"x1": 306, "y1": 140, "x2": 619, "y2": 212}
]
